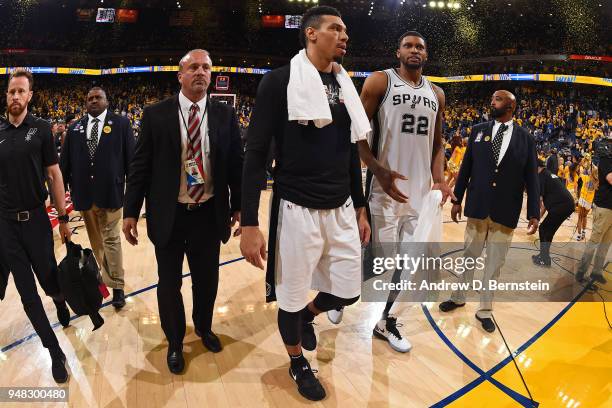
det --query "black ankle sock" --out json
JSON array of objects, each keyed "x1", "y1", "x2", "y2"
[
  {"x1": 289, "y1": 353, "x2": 307, "y2": 369},
  {"x1": 301, "y1": 306, "x2": 316, "y2": 323}
]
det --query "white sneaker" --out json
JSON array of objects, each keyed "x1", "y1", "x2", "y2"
[
  {"x1": 327, "y1": 307, "x2": 344, "y2": 325},
  {"x1": 373, "y1": 317, "x2": 412, "y2": 353}
]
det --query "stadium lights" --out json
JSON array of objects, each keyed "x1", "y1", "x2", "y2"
[{"x1": 428, "y1": 1, "x2": 461, "y2": 9}]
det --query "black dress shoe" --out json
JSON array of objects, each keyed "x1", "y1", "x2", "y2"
[
  {"x1": 167, "y1": 347, "x2": 185, "y2": 374},
  {"x1": 112, "y1": 289, "x2": 126, "y2": 309},
  {"x1": 194, "y1": 327, "x2": 202, "y2": 337},
  {"x1": 591, "y1": 274, "x2": 607, "y2": 285},
  {"x1": 201, "y1": 331, "x2": 223, "y2": 353},
  {"x1": 475, "y1": 314, "x2": 496, "y2": 333},
  {"x1": 54, "y1": 300, "x2": 71, "y2": 328},
  {"x1": 49, "y1": 347, "x2": 69, "y2": 383},
  {"x1": 439, "y1": 300, "x2": 466, "y2": 313}
]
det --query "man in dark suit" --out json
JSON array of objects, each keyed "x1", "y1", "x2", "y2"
[
  {"x1": 439, "y1": 90, "x2": 540, "y2": 333},
  {"x1": 122, "y1": 49, "x2": 242, "y2": 374},
  {"x1": 61, "y1": 87, "x2": 135, "y2": 309}
]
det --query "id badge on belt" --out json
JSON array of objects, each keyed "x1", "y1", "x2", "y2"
[{"x1": 184, "y1": 159, "x2": 206, "y2": 186}]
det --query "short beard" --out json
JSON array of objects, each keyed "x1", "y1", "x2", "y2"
[
  {"x1": 8, "y1": 103, "x2": 26, "y2": 117},
  {"x1": 402, "y1": 59, "x2": 424, "y2": 70},
  {"x1": 490, "y1": 107, "x2": 506, "y2": 119}
]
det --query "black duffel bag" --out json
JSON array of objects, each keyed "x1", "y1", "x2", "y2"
[{"x1": 57, "y1": 241, "x2": 107, "y2": 330}]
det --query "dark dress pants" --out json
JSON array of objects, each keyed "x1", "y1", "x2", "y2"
[
  {"x1": 0, "y1": 207, "x2": 61, "y2": 349},
  {"x1": 154, "y1": 200, "x2": 221, "y2": 348}
]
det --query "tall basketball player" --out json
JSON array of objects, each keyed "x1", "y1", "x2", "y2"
[
  {"x1": 329, "y1": 31, "x2": 454, "y2": 352},
  {"x1": 240, "y1": 6, "x2": 370, "y2": 401}
]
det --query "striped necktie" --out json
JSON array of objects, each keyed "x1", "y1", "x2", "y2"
[{"x1": 187, "y1": 103, "x2": 205, "y2": 202}]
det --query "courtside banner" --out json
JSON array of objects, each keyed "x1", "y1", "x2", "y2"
[
  {"x1": 1, "y1": 66, "x2": 610, "y2": 86},
  {"x1": 569, "y1": 54, "x2": 612, "y2": 62},
  {"x1": 361, "y1": 242, "x2": 611, "y2": 303}
]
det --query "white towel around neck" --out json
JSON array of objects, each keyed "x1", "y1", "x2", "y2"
[{"x1": 287, "y1": 49, "x2": 370, "y2": 143}]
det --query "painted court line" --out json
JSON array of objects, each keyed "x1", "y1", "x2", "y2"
[
  {"x1": 1, "y1": 252, "x2": 592, "y2": 407},
  {"x1": 426, "y1": 280, "x2": 590, "y2": 407},
  {"x1": 0, "y1": 257, "x2": 245, "y2": 354},
  {"x1": 422, "y1": 305, "x2": 537, "y2": 408}
]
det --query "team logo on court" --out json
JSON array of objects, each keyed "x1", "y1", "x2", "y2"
[{"x1": 25, "y1": 127, "x2": 37, "y2": 141}]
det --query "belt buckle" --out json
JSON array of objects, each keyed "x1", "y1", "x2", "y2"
[
  {"x1": 17, "y1": 211, "x2": 30, "y2": 222},
  {"x1": 186, "y1": 203, "x2": 197, "y2": 211}
]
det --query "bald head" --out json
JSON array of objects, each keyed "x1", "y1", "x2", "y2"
[
  {"x1": 495, "y1": 90, "x2": 516, "y2": 110},
  {"x1": 179, "y1": 49, "x2": 211, "y2": 72},
  {"x1": 177, "y1": 49, "x2": 212, "y2": 102},
  {"x1": 490, "y1": 90, "x2": 516, "y2": 121}
]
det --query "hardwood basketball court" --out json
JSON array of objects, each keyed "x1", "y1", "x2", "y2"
[{"x1": 0, "y1": 191, "x2": 609, "y2": 407}]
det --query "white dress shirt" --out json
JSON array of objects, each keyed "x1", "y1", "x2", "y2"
[
  {"x1": 178, "y1": 92, "x2": 214, "y2": 203},
  {"x1": 87, "y1": 109, "x2": 108, "y2": 147},
  {"x1": 492, "y1": 118, "x2": 514, "y2": 166}
]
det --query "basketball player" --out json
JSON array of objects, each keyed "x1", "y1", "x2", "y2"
[
  {"x1": 240, "y1": 6, "x2": 370, "y2": 401},
  {"x1": 328, "y1": 31, "x2": 454, "y2": 352}
]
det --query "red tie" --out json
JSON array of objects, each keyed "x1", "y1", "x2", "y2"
[{"x1": 187, "y1": 103, "x2": 205, "y2": 202}]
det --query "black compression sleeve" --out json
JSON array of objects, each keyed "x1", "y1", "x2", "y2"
[
  {"x1": 278, "y1": 308, "x2": 301, "y2": 346},
  {"x1": 312, "y1": 292, "x2": 360, "y2": 311},
  {"x1": 349, "y1": 142, "x2": 366, "y2": 208},
  {"x1": 241, "y1": 72, "x2": 282, "y2": 226}
]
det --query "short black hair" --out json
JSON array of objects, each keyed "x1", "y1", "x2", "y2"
[
  {"x1": 300, "y1": 6, "x2": 342, "y2": 48},
  {"x1": 88, "y1": 86, "x2": 105, "y2": 94},
  {"x1": 398, "y1": 31, "x2": 426, "y2": 49}
]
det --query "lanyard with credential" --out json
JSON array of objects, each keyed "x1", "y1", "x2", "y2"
[{"x1": 178, "y1": 99, "x2": 208, "y2": 156}]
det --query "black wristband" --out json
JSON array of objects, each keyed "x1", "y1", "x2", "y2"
[{"x1": 58, "y1": 214, "x2": 69, "y2": 224}]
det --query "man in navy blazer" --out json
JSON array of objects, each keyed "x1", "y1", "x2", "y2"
[
  {"x1": 60, "y1": 87, "x2": 135, "y2": 309},
  {"x1": 439, "y1": 90, "x2": 540, "y2": 333}
]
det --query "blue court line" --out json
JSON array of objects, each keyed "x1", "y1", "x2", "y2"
[
  {"x1": 0, "y1": 257, "x2": 245, "y2": 354},
  {"x1": 422, "y1": 305, "x2": 537, "y2": 407},
  {"x1": 426, "y1": 280, "x2": 590, "y2": 407}
]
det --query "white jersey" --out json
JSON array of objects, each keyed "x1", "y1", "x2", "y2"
[{"x1": 367, "y1": 68, "x2": 438, "y2": 217}]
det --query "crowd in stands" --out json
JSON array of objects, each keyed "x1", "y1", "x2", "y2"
[
  {"x1": 442, "y1": 86, "x2": 610, "y2": 159},
  {"x1": 1, "y1": 1, "x2": 610, "y2": 78},
  {"x1": 1, "y1": 75, "x2": 608, "y2": 172},
  {"x1": 442, "y1": 85, "x2": 610, "y2": 239}
]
